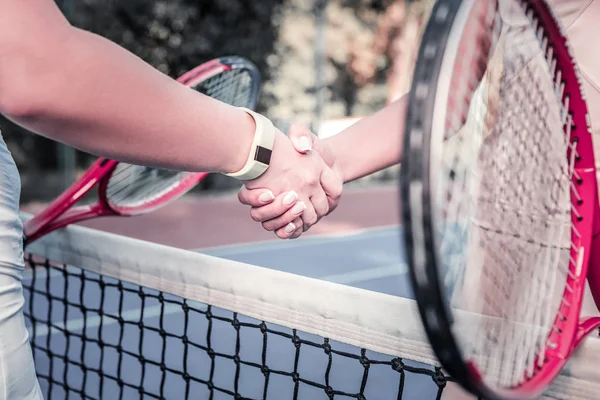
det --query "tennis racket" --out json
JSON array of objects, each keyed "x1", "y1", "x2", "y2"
[
  {"x1": 401, "y1": 0, "x2": 600, "y2": 399},
  {"x1": 24, "y1": 56, "x2": 260, "y2": 245}
]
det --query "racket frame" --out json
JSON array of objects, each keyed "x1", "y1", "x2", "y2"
[
  {"x1": 401, "y1": 0, "x2": 600, "y2": 399},
  {"x1": 24, "y1": 56, "x2": 261, "y2": 245}
]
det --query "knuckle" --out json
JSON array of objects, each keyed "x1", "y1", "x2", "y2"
[
  {"x1": 305, "y1": 215, "x2": 318, "y2": 227},
  {"x1": 308, "y1": 176, "x2": 319, "y2": 188},
  {"x1": 262, "y1": 221, "x2": 275, "y2": 232},
  {"x1": 327, "y1": 182, "x2": 343, "y2": 199},
  {"x1": 250, "y1": 209, "x2": 264, "y2": 222},
  {"x1": 332, "y1": 186, "x2": 343, "y2": 199},
  {"x1": 313, "y1": 202, "x2": 328, "y2": 218},
  {"x1": 320, "y1": 203, "x2": 330, "y2": 217},
  {"x1": 302, "y1": 172, "x2": 319, "y2": 188}
]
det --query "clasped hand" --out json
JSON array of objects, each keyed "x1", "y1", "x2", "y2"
[{"x1": 239, "y1": 125, "x2": 343, "y2": 239}]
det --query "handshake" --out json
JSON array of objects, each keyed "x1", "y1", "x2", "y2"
[{"x1": 237, "y1": 124, "x2": 344, "y2": 239}]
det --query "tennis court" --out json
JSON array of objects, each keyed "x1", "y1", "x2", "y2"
[{"x1": 20, "y1": 200, "x2": 600, "y2": 400}]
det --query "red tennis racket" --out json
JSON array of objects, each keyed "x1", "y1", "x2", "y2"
[
  {"x1": 24, "y1": 56, "x2": 260, "y2": 245},
  {"x1": 401, "y1": 0, "x2": 600, "y2": 399}
]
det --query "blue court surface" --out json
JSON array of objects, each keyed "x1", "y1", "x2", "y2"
[{"x1": 23, "y1": 226, "x2": 448, "y2": 399}]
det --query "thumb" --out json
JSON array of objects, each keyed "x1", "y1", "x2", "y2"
[
  {"x1": 288, "y1": 124, "x2": 336, "y2": 168},
  {"x1": 288, "y1": 124, "x2": 315, "y2": 154}
]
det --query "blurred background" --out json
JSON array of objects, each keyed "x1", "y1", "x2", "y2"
[{"x1": 7, "y1": 0, "x2": 434, "y2": 208}]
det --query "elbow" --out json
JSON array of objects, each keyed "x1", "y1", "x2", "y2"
[
  {"x1": 0, "y1": 85, "x2": 40, "y2": 122},
  {"x1": 0, "y1": 56, "x2": 48, "y2": 121},
  {"x1": 0, "y1": 29, "x2": 76, "y2": 121}
]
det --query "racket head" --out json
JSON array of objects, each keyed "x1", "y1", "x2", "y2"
[
  {"x1": 99, "y1": 56, "x2": 261, "y2": 216},
  {"x1": 400, "y1": 0, "x2": 597, "y2": 398}
]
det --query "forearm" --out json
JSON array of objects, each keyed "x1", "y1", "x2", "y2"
[
  {"x1": 324, "y1": 95, "x2": 406, "y2": 182},
  {"x1": 1, "y1": 26, "x2": 254, "y2": 174}
]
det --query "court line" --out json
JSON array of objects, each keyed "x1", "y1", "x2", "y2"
[
  {"x1": 320, "y1": 263, "x2": 407, "y2": 284},
  {"x1": 197, "y1": 225, "x2": 400, "y2": 257}
]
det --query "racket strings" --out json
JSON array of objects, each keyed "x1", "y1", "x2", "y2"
[
  {"x1": 436, "y1": 1, "x2": 575, "y2": 387},
  {"x1": 106, "y1": 164, "x2": 185, "y2": 207},
  {"x1": 481, "y1": 61, "x2": 569, "y2": 384},
  {"x1": 197, "y1": 69, "x2": 253, "y2": 107},
  {"x1": 105, "y1": 67, "x2": 256, "y2": 210}
]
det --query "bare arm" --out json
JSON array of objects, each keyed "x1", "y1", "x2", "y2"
[
  {"x1": 0, "y1": 0, "x2": 346, "y2": 241},
  {"x1": 323, "y1": 96, "x2": 406, "y2": 182},
  {"x1": 324, "y1": 20, "x2": 505, "y2": 183},
  {"x1": 0, "y1": 0, "x2": 254, "y2": 174}
]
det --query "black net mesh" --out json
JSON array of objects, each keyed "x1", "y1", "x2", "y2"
[{"x1": 23, "y1": 256, "x2": 454, "y2": 400}]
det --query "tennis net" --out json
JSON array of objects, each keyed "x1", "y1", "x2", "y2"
[{"x1": 20, "y1": 214, "x2": 600, "y2": 399}]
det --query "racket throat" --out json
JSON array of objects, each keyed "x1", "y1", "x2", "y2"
[
  {"x1": 23, "y1": 159, "x2": 117, "y2": 242},
  {"x1": 26, "y1": 203, "x2": 113, "y2": 245}
]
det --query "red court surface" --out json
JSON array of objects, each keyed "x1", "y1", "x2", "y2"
[{"x1": 22, "y1": 184, "x2": 400, "y2": 250}]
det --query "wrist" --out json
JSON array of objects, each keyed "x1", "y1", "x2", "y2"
[
  {"x1": 322, "y1": 135, "x2": 349, "y2": 183},
  {"x1": 220, "y1": 108, "x2": 257, "y2": 174},
  {"x1": 223, "y1": 108, "x2": 276, "y2": 181},
  {"x1": 241, "y1": 129, "x2": 287, "y2": 186}
]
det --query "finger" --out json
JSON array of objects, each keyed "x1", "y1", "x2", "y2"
[
  {"x1": 320, "y1": 167, "x2": 343, "y2": 215},
  {"x1": 262, "y1": 201, "x2": 307, "y2": 231},
  {"x1": 238, "y1": 186, "x2": 275, "y2": 206},
  {"x1": 249, "y1": 191, "x2": 299, "y2": 223},
  {"x1": 297, "y1": 197, "x2": 318, "y2": 232},
  {"x1": 274, "y1": 217, "x2": 303, "y2": 239},
  {"x1": 308, "y1": 189, "x2": 329, "y2": 230},
  {"x1": 288, "y1": 225, "x2": 304, "y2": 239},
  {"x1": 288, "y1": 124, "x2": 316, "y2": 154}
]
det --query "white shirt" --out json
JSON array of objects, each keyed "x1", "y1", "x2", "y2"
[{"x1": 553, "y1": 0, "x2": 600, "y2": 160}]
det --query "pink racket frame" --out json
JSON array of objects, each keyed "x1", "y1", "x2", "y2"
[
  {"x1": 22, "y1": 59, "x2": 248, "y2": 245},
  {"x1": 403, "y1": 0, "x2": 600, "y2": 397},
  {"x1": 467, "y1": 0, "x2": 600, "y2": 398}
]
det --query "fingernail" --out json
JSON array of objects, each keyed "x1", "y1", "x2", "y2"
[
  {"x1": 258, "y1": 191, "x2": 275, "y2": 203},
  {"x1": 291, "y1": 201, "x2": 306, "y2": 215},
  {"x1": 285, "y1": 223, "x2": 296, "y2": 233},
  {"x1": 297, "y1": 136, "x2": 312, "y2": 152},
  {"x1": 283, "y1": 191, "x2": 298, "y2": 206}
]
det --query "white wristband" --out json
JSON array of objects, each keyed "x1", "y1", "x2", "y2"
[{"x1": 225, "y1": 107, "x2": 275, "y2": 181}]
